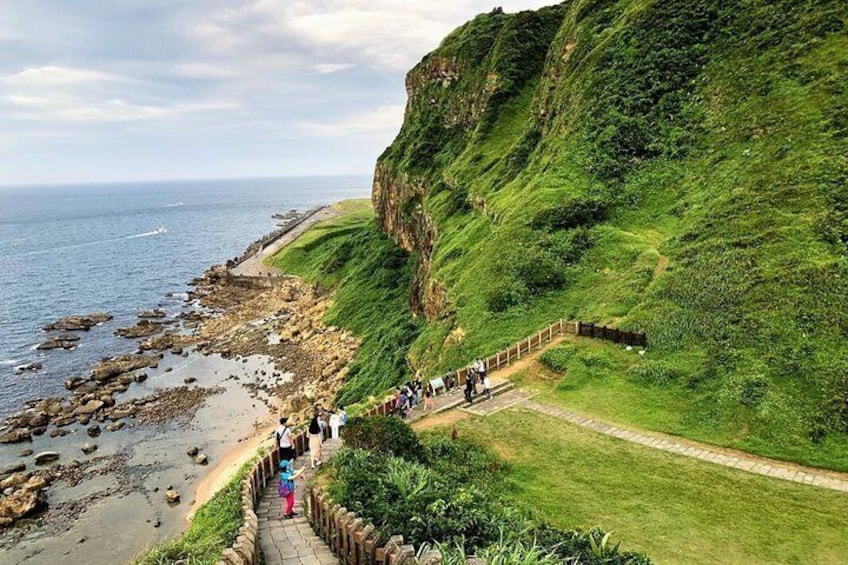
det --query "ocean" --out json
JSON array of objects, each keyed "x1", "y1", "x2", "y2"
[{"x1": 0, "y1": 176, "x2": 371, "y2": 420}]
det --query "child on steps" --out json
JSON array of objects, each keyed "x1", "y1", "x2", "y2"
[{"x1": 279, "y1": 459, "x2": 304, "y2": 519}]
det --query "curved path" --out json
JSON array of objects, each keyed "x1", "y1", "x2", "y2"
[{"x1": 257, "y1": 438, "x2": 341, "y2": 565}]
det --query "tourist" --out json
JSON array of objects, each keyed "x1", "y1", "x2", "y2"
[
  {"x1": 308, "y1": 411, "x2": 323, "y2": 469},
  {"x1": 445, "y1": 369, "x2": 456, "y2": 391},
  {"x1": 338, "y1": 405, "x2": 348, "y2": 428},
  {"x1": 482, "y1": 373, "x2": 492, "y2": 400},
  {"x1": 423, "y1": 389, "x2": 435, "y2": 412},
  {"x1": 398, "y1": 387, "x2": 410, "y2": 418},
  {"x1": 475, "y1": 357, "x2": 487, "y2": 379},
  {"x1": 329, "y1": 410, "x2": 341, "y2": 439},
  {"x1": 275, "y1": 416, "x2": 294, "y2": 464},
  {"x1": 464, "y1": 374, "x2": 474, "y2": 404},
  {"x1": 468, "y1": 364, "x2": 478, "y2": 395},
  {"x1": 278, "y1": 459, "x2": 303, "y2": 519}
]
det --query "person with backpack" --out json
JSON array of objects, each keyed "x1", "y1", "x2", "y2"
[
  {"x1": 278, "y1": 459, "x2": 303, "y2": 519},
  {"x1": 275, "y1": 416, "x2": 294, "y2": 464},
  {"x1": 308, "y1": 411, "x2": 323, "y2": 469},
  {"x1": 464, "y1": 374, "x2": 474, "y2": 404}
]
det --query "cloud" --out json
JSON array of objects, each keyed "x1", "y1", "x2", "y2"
[
  {"x1": 310, "y1": 63, "x2": 355, "y2": 75},
  {"x1": 299, "y1": 104, "x2": 405, "y2": 137},
  {"x1": 4, "y1": 65, "x2": 129, "y2": 87}
]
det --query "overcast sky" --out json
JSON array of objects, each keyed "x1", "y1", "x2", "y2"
[{"x1": 0, "y1": 1, "x2": 556, "y2": 185}]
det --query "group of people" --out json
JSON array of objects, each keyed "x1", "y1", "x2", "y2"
[
  {"x1": 394, "y1": 374, "x2": 435, "y2": 418},
  {"x1": 273, "y1": 405, "x2": 347, "y2": 519},
  {"x1": 464, "y1": 357, "x2": 491, "y2": 404}
]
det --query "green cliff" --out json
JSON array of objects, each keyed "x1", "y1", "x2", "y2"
[{"x1": 371, "y1": 0, "x2": 847, "y2": 469}]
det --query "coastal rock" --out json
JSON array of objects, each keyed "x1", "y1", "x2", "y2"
[
  {"x1": 194, "y1": 453, "x2": 208, "y2": 465},
  {"x1": 34, "y1": 452, "x2": 60, "y2": 465},
  {"x1": 105, "y1": 421, "x2": 125, "y2": 432},
  {"x1": 186, "y1": 446, "x2": 199, "y2": 457},
  {"x1": 43, "y1": 313, "x2": 112, "y2": 331},
  {"x1": 87, "y1": 425, "x2": 101, "y2": 438},
  {"x1": 135, "y1": 373, "x2": 148, "y2": 383},
  {"x1": 36, "y1": 333, "x2": 81, "y2": 350},
  {"x1": 115, "y1": 320, "x2": 164, "y2": 338},
  {"x1": 108, "y1": 406, "x2": 137, "y2": 420},
  {"x1": 49, "y1": 428, "x2": 71, "y2": 438},
  {"x1": 91, "y1": 354, "x2": 160, "y2": 383},
  {"x1": 0, "y1": 463, "x2": 27, "y2": 478},
  {"x1": 165, "y1": 489, "x2": 180, "y2": 504},
  {"x1": 22, "y1": 475, "x2": 47, "y2": 492},
  {"x1": 18, "y1": 449, "x2": 33, "y2": 457},
  {"x1": 14, "y1": 363, "x2": 43, "y2": 374},
  {"x1": 183, "y1": 377, "x2": 197, "y2": 384},
  {"x1": 74, "y1": 399, "x2": 104, "y2": 416},
  {"x1": 138, "y1": 309, "x2": 166, "y2": 319},
  {"x1": 65, "y1": 377, "x2": 86, "y2": 390},
  {"x1": 0, "y1": 488, "x2": 43, "y2": 523},
  {"x1": 0, "y1": 473, "x2": 29, "y2": 491},
  {"x1": 0, "y1": 428, "x2": 31, "y2": 444},
  {"x1": 170, "y1": 347, "x2": 183, "y2": 355},
  {"x1": 81, "y1": 443, "x2": 97, "y2": 454}
]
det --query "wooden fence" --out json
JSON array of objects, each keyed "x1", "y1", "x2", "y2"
[
  {"x1": 217, "y1": 318, "x2": 645, "y2": 563},
  {"x1": 307, "y1": 485, "x2": 453, "y2": 565},
  {"x1": 576, "y1": 322, "x2": 647, "y2": 347}
]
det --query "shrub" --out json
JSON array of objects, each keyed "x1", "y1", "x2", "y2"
[
  {"x1": 341, "y1": 415, "x2": 426, "y2": 462},
  {"x1": 531, "y1": 197, "x2": 609, "y2": 231},
  {"x1": 627, "y1": 360, "x2": 681, "y2": 386},
  {"x1": 539, "y1": 344, "x2": 578, "y2": 373}
]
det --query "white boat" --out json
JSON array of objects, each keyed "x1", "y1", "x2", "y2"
[{"x1": 153, "y1": 226, "x2": 167, "y2": 235}]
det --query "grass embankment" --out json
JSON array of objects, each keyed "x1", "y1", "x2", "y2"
[
  {"x1": 443, "y1": 410, "x2": 848, "y2": 565},
  {"x1": 267, "y1": 199, "x2": 421, "y2": 405},
  {"x1": 130, "y1": 463, "x2": 250, "y2": 565},
  {"x1": 376, "y1": 1, "x2": 848, "y2": 471}
]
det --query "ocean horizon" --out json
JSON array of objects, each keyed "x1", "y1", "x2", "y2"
[{"x1": 0, "y1": 175, "x2": 371, "y2": 419}]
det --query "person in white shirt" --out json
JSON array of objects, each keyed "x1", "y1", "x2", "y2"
[
  {"x1": 329, "y1": 411, "x2": 341, "y2": 439},
  {"x1": 275, "y1": 416, "x2": 294, "y2": 463}
]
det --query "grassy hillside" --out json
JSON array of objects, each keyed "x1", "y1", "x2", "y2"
[
  {"x1": 268, "y1": 2, "x2": 846, "y2": 471},
  {"x1": 267, "y1": 200, "x2": 421, "y2": 405},
  {"x1": 369, "y1": 0, "x2": 848, "y2": 470}
]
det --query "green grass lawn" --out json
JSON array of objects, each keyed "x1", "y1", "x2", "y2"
[
  {"x1": 446, "y1": 409, "x2": 848, "y2": 565},
  {"x1": 510, "y1": 337, "x2": 848, "y2": 473}
]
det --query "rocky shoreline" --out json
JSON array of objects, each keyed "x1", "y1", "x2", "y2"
[{"x1": 0, "y1": 208, "x2": 359, "y2": 562}]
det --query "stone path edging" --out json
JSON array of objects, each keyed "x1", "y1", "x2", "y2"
[{"x1": 521, "y1": 399, "x2": 848, "y2": 493}]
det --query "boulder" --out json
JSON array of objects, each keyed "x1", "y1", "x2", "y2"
[
  {"x1": 34, "y1": 452, "x2": 60, "y2": 465},
  {"x1": 0, "y1": 473, "x2": 29, "y2": 491},
  {"x1": 86, "y1": 425, "x2": 101, "y2": 438},
  {"x1": 114, "y1": 320, "x2": 163, "y2": 338},
  {"x1": 22, "y1": 475, "x2": 47, "y2": 492},
  {"x1": 183, "y1": 377, "x2": 197, "y2": 384},
  {"x1": 14, "y1": 363, "x2": 43, "y2": 374},
  {"x1": 18, "y1": 449, "x2": 33, "y2": 458},
  {"x1": 0, "y1": 428, "x2": 31, "y2": 444},
  {"x1": 81, "y1": 443, "x2": 97, "y2": 454},
  {"x1": 0, "y1": 463, "x2": 26, "y2": 479},
  {"x1": 165, "y1": 489, "x2": 180, "y2": 504},
  {"x1": 105, "y1": 421, "x2": 125, "y2": 432},
  {"x1": 0, "y1": 488, "x2": 43, "y2": 522},
  {"x1": 74, "y1": 400, "x2": 104, "y2": 416},
  {"x1": 186, "y1": 446, "x2": 199, "y2": 457},
  {"x1": 49, "y1": 428, "x2": 71, "y2": 438},
  {"x1": 43, "y1": 313, "x2": 112, "y2": 331},
  {"x1": 194, "y1": 453, "x2": 208, "y2": 465},
  {"x1": 36, "y1": 333, "x2": 81, "y2": 350},
  {"x1": 135, "y1": 373, "x2": 148, "y2": 383},
  {"x1": 91, "y1": 354, "x2": 160, "y2": 383},
  {"x1": 137, "y1": 309, "x2": 166, "y2": 319}
]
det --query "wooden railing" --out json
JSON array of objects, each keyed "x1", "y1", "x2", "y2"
[
  {"x1": 308, "y1": 485, "x2": 450, "y2": 565},
  {"x1": 218, "y1": 318, "x2": 645, "y2": 563}
]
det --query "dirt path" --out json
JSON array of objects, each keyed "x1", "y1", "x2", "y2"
[{"x1": 230, "y1": 207, "x2": 338, "y2": 277}]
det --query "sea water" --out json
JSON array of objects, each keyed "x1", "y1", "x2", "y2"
[{"x1": 0, "y1": 176, "x2": 370, "y2": 419}]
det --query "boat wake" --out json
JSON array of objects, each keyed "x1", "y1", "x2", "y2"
[
  {"x1": 8, "y1": 229, "x2": 167, "y2": 257},
  {"x1": 164, "y1": 201, "x2": 184, "y2": 207},
  {"x1": 125, "y1": 227, "x2": 166, "y2": 239}
]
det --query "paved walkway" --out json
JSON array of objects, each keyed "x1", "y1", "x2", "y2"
[
  {"x1": 230, "y1": 207, "x2": 337, "y2": 277},
  {"x1": 521, "y1": 399, "x2": 848, "y2": 493},
  {"x1": 257, "y1": 439, "x2": 341, "y2": 565}
]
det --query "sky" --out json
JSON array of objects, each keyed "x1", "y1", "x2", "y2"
[{"x1": 0, "y1": 1, "x2": 557, "y2": 185}]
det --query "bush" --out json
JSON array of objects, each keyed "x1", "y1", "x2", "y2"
[
  {"x1": 341, "y1": 416, "x2": 426, "y2": 462},
  {"x1": 531, "y1": 197, "x2": 609, "y2": 231},
  {"x1": 627, "y1": 360, "x2": 681, "y2": 386},
  {"x1": 539, "y1": 345, "x2": 578, "y2": 373}
]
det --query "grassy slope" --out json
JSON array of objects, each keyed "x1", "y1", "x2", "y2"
[
  {"x1": 267, "y1": 200, "x2": 422, "y2": 405},
  {"x1": 377, "y1": 1, "x2": 848, "y2": 470},
  {"x1": 445, "y1": 410, "x2": 848, "y2": 565}
]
